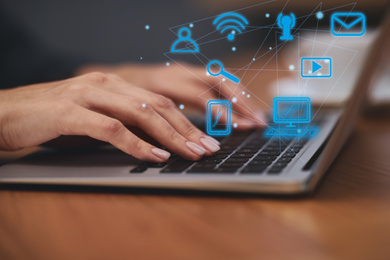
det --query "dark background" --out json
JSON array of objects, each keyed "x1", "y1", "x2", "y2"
[
  {"x1": 0, "y1": 0, "x2": 235, "y2": 64},
  {"x1": 1, "y1": 0, "x2": 387, "y2": 65}
]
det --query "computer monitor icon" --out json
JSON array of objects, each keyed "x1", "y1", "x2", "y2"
[{"x1": 273, "y1": 97, "x2": 311, "y2": 127}]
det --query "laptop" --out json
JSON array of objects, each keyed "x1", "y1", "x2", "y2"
[{"x1": 0, "y1": 11, "x2": 389, "y2": 194}]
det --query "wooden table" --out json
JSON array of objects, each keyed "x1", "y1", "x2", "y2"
[{"x1": 1, "y1": 57, "x2": 390, "y2": 260}]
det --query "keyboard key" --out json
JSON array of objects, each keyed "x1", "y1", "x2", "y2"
[
  {"x1": 282, "y1": 153, "x2": 296, "y2": 158},
  {"x1": 200, "y1": 158, "x2": 223, "y2": 164},
  {"x1": 215, "y1": 168, "x2": 238, "y2": 173},
  {"x1": 230, "y1": 153, "x2": 253, "y2": 158},
  {"x1": 248, "y1": 160, "x2": 272, "y2": 166},
  {"x1": 191, "y1": 163, "x2": 216, "y2": 169},
  {"x1": 254, "y1": 155, "x2": 277, "y2": 161},
  {"x1": 146, "y1": 162, "x2": 167, "y2": 168},
  {"x1": 273, "y1": 162, "x2": 288, "y2": 168},
  {"x1": 237, "y1": 148, "x2": 258, "y2": 153},
  {"x1": 218, "y1": 162, "x2": 243, "y2": 168},
  {"x1": 160, "y1": 159, "x2": 194, "y2": 173},
  {"x1": 277, "y1": 157, "x2": 292, "y2": 163},
  {"x1": 258, "y1": 151, "x2": 281, "y2": 156},
  {"x1": 214, "y1": 154, "x2": 229, "y2": 159},
  {"x1": 224, "y1": 158, "x2": 249, "y2": 164},
  {"x1": 267, "y1": 167, "x2": 284, "y2": 174},
  {"x1": 130, "y1": 163, "x2": 148, "y2": 173}
]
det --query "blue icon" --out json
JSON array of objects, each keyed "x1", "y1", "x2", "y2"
[
  {"x1": 331, "y1": 12, "x2": 366, "y2": 36},
  {"x1": 207, "y1": 60, "x2": 240, "y2": 83},
  {"x1": 206, "y1": 100, "x2": 231, "y2": 136},
  {"x1": 265, "y1": 127, "x2": 318, "y2": 137},
  {"x1": 265, "y1": 97, "x2": 317, "y2": 138},
  {"x1": 301, "y1": 57, "x2": 332, "y2": 78},
  {"x1": 273, "y1": 97, "x2": 311, "y2": 127},
  {"x1": 213, "y1": 12, "x2": 249, "y2": 41},
  {"x1": 171, "y1": 27, "x2": 199, "y2": 53},
  {"x1": 277, "y1": 13, "x2": 296, "y2": 41}
]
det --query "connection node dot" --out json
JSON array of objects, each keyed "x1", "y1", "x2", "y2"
[
  {"x1": 166, "y1": 62, "x2": 170, "y2": 66},
  {"x1": 289, "y1": 65, "x2": 295, "y2": 70},
  {"x1": 316, "y1": 12, "x2": 324, "y2": 19},
  {"x1": 265, "y1": 13, "x2": 270, "y2": 18},
  {"x1": 232, "y1": 97, "x2": 237, "y2": 103},
  {"x1": 179, "y1": 104, "x2": 185, "y2": 110},
  {"x1": 233, "y1": 123, "x2": 238, "y2": 128},
  {"x1": 145, "y1": 25, "x2": 150, "y2": 30}
]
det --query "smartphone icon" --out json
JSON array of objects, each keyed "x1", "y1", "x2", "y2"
[{"x1": 206, "y1": 100, "x2": 231, "y2": 136}]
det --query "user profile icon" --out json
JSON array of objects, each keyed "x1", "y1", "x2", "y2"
[{"x1": 171, "y1": 27, "x2": 199, "y2": 53}]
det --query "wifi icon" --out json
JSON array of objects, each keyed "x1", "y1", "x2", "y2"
[{"x1": 213, "y1": 12, "x2": 249, "y2": 41}]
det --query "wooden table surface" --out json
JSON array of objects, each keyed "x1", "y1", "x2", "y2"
[{"x1": 1, "y1": 56, "x2": 390, "y2": 260}]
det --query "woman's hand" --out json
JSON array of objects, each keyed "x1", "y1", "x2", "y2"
[
  {"x1": 0, "y1": 72, "x2": 221, "y2": 162},
  {"x1": 77, "y1": 63, "x2": 266, "y2": 129}
]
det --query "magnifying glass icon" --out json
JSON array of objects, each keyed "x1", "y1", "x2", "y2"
[{"x1": 206, "y1": 60, "x2": 240, "y2": 83}]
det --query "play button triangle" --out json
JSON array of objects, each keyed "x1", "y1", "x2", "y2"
[{"x1": 312, "y1": 61, "x2": 322, "y2": 73}]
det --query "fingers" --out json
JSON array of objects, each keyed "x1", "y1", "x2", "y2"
[
  {"x1": 175, "y1": 66, "x2": 266, "y2": 128},
  {"x1": 90, "y1": 76, "x2": 221, "y2": 154},
  {"x1": 81, "y1": 89, "x2": 218, "y2": 160},
  {"x1": 146, "y1": 95, "x2": 220, "y2": 155},
  {"x1": 58, "y1": 106, "x2": 171, "y2": 162}
]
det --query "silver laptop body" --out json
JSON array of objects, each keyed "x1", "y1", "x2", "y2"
[{"x1": 0, "y1": 12, "x2": 388, "y2": 194}]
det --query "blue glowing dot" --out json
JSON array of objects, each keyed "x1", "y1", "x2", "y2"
[
  {"x1": 179, "y1": 104, "x2": 185, "y2": 110},
  {"x1": 189, "y1": 23, "x2": 194, "y2": 28},
  {"x1": 145, "y1": 25, "x2": 150, "y2": 30},
  {"x1": 233, "y1": 123, "x2": 238, "y2": 128},
  {"x1": 227, "y1": 34, "x2": 234, "y2": 41},
  {"x1": 316, "y1": 12, "x2": 324, "y2": 19},
  {"x1": 265, "y1": 13, "x2": 270, "y2": 18},
  {"x1": 252, "y1": 58, "x2": 256, "y2": 61},
  {"x1": 166, "y1": 62, "x2": 170, "y2": 66},
  {"x1": 269, "y1": 47, "x2": 272, "y2": 50},
  {"x1": 232, "y1": 97, "x2": 237, "y2": 103},
  {"x1": 232, "y1": 46, "x2": 236, "y2": 51},
  {"x1": 289, "y1": 65, "x2": 295, "y2": 70},
  {"x1": 140, "y1": 57, "x2": 143, "y2": 60},
  {"x1": 247, "y1": 94, "x2": 250, "y2": 98}
]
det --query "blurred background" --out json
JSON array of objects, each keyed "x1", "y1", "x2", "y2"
[{"x1": 1, "y1": 0, "x2": 387, "y2": 64}]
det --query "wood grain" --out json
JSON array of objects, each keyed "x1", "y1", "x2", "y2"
[
  {"x1": 1, "y1": 128, "x2": 390, "y2": 260},
  {"x1": 1, "y1": 53, "x2": 390, "y2": 260}
]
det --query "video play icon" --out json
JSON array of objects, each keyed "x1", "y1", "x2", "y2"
[
  {"x1": 301, "y1": 57, "x2": 332, "y2": 78},
  {"x1": 312, "y1": 61, "x2": 322, "y2": 73}
]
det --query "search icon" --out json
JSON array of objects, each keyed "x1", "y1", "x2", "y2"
[{"x1": 206, "y1": 60, "x2": 240, "y2": 83}]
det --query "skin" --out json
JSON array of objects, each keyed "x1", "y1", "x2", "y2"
[
  {"x1": 76, "y1": 63, "x2": 266, "y2": 129},
  {"x1": 0, "y1": 64, "x2": 265, "y2": 162}
]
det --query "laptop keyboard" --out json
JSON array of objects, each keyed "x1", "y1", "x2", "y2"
[{"x1": 130, "y1": 130, "x2": 308, "y2": 175}]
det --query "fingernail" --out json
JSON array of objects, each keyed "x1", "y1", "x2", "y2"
[
  {"x1": 151, "y1": 148, "x2": 171, "y2": 160},
  {"x1": 205, "y1": 136, "x2": 220, "y2": 145},
  {"x1": 200, "y1": 138, "x2": 220, "y2": 153},
  {"x1": 186, "y1": 141, "x2": 206, "y2": 156}
]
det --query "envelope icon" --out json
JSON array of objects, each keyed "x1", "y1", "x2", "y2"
[{"x1": 331, "y1": 12, "x2": 366, "y2": 36}]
